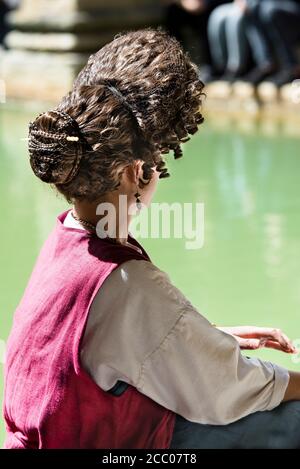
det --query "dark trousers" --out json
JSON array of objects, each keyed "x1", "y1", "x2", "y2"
[
  {"x1": 170, "y1": 400, "x2": 300, "y2": 448},
  {"x1": 258, "y1": 0, "x2": 300, "y2": 67}
]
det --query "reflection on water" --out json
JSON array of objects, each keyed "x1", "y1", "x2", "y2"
[{"x1": 0, "y1": 105, "x2": 300, "y2": 444}]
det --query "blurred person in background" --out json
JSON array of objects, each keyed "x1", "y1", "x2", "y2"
[
  {"x1": 0, "y1": 0, "x2": 19, "y2": 49},
  {"x1": 162, "y1": 0, "x2": 230, "y2": 80},
  {"x1": 0, "y1": 0, "x2": 10, "y2": 48},
  {"x1": 256, "y1": 0, "x2": 300, "y2": 86},
  {"x1": 207, "y1": 0, "x2": 276, "y2": 84}
]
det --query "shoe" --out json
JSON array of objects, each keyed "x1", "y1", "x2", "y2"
[
  {"x1": 241, "y1": 64, "x2": 276, "y2": 86},
  {"x1": 199, "y1": 65, "x2": 223, "y2": 83},
  {"x1": 264, "y1": 67, "x2": 300, "y2": 87},
  {"x1": 219, "y1": 70, "x2": 246, "y2": 83}
]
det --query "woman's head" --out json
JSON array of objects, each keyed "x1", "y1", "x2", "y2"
[{"x1": 28, "y1": 27, "x2": 205, "y2": 204}]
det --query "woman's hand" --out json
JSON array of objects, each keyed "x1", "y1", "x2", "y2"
[{"x1": 217, "y1": 325, "x2": 298, "y2": 353}]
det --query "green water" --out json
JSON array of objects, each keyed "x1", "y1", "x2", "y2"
[{"x1": 1, "y1": 106, "x2": 300, "y2": 445}]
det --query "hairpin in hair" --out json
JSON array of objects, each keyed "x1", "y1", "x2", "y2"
[
  {"x1": 66, "y1": 136, "x2": 79, "y2": 142},
  {"x1": 103, "y1": 82, "x2": 141, "y2": 131},
  {"x1": 22, "y1": 135, "x2": 79, "y2": 142}
]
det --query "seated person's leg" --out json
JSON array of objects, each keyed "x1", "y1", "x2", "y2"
[
  {"x1": 259, "y1": 0, "x2": 300, "y2": 85},
  {"x1": 207, "y1": 4, "x2": 235, "y2": 75},
  {"x1": 170, "y1": 400, "x2": 300, "y2": 449},
  {"x1": 163, "y1": 1, "x2": 217, "y2": 69},
  {"x1": 224, "y1": 6, "x2": 250, "y2": 79},
  {"x1": 239, "y1": 11, "x2": 276, "y2": 85},
  {"x1": 188, "y1": 1, "x2": 232, "y2": 67}
]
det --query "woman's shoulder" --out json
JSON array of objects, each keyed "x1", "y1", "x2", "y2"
[
  {"x1": 111, "y1": 258, "x2": 171, "y2": 288},
  {"x1": 98, "y1": 258, "x2": 194, "y2": 314}
]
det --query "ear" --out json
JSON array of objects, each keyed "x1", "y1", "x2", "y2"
[
  {"x1": 134, "y1": 160, "x2": 144, "y2": 183},
  {"x1": 124, "y1": 160, "x2": 143, "y2": 184}
]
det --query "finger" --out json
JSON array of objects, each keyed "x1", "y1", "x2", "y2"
[
  {"x1": 280, "y1": 332, "x2": 298, "y2": 352},
  {"x1": 264, "y1": 340, "x2": 298, "y2": 354},
  {"x1": 266, "y1": 329, "x2": 295, "y2": 352},
  {"x1": 238, "y1": 338, "x2": 262, "y2": 350}
]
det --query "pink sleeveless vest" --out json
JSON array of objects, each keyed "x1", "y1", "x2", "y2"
[{"x1": 3, "y1": 210, "x2": 176, "y2": 449}]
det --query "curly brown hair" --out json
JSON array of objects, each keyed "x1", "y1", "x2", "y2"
[{"x1": 28, "y1": 27, "x2": 205, "y2": 203}]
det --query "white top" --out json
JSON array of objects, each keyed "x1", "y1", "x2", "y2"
[{"x1": 63, "y1": 210, "x2": 290, "y2": 425}]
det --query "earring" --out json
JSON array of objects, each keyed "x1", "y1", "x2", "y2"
[{"x1": 134, "y1": 190, "x2": 142, "y2": 210}]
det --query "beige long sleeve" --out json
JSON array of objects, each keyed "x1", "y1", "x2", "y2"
[{"x1": 80, "y1": 258, "x2": 289, "y2": 425}]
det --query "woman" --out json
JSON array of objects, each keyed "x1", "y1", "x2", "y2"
[{"x1": 3, "y1": 28, "x2": 300, "y2": 449}]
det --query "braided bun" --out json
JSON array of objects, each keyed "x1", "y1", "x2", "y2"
[{"x1": 28, "y1": 109, "x2": 88, "y2": 185}]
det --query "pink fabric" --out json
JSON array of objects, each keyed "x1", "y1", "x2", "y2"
[{"x1": 3, "y1": 210, "x2": 176, "y2": 449}]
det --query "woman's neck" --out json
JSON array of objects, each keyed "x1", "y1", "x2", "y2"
[{"x1": 73, "y1": 194, "x2": 132, "y2": 245}]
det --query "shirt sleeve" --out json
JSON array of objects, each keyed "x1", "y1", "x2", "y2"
[
  {"x1": 81, "y1": 259, "x2": 290, "y2": 425},
  {"x1": 135, "y1": 305, "x2": 290, "y2": 425}
]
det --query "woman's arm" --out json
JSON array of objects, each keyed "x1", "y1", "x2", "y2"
[
  {"x1": 82, "y1": 259, "x2": 297, "y2": 425},
  {"x1": 217, "y1": 326, "x2": 300, "y2": 401},
  {"x1": 136, "y1": 306, "x2": 291, "y2": 425}
]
